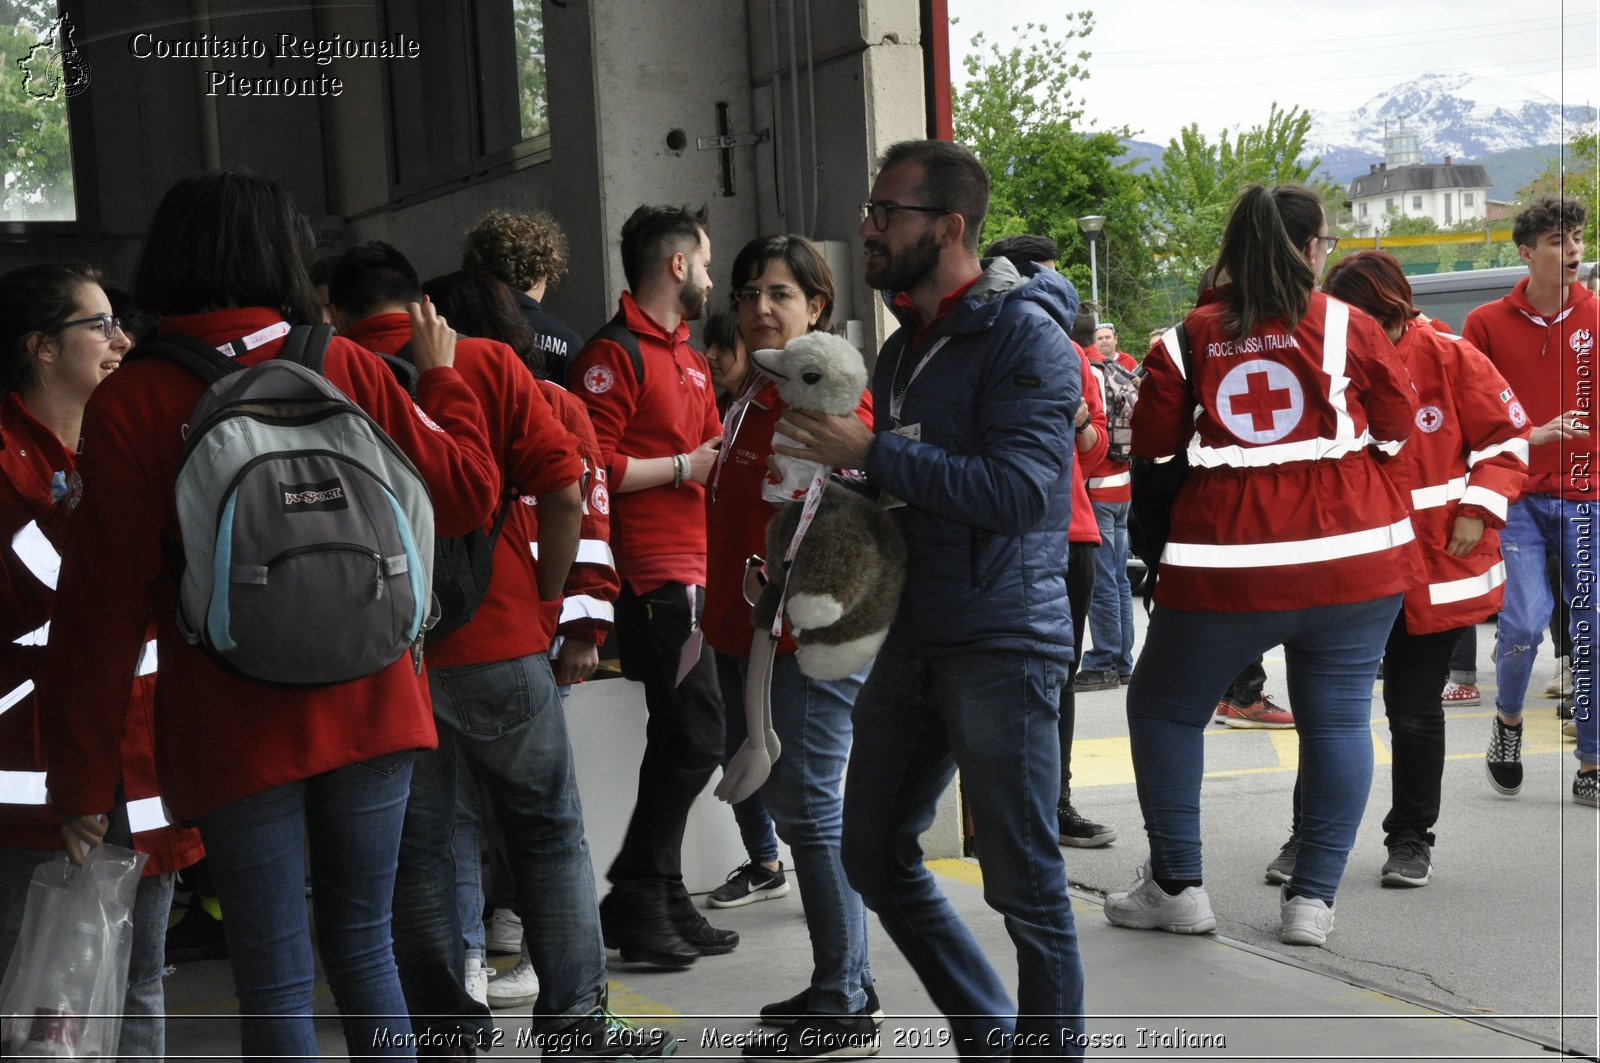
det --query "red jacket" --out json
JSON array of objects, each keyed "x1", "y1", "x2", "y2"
[
  {"x1": 1463, "y1": 279, "x2": 1599, "y2": 499},
  {"x1": 1132, "y1": 290, "x2": 1424, "y2": 611},
  {"x1": 1385, "y1": 322, "x2": 1529, "y2": 633},
  {"x1": 1084, "y1": 351, "x2": 1132, "y2": 504},
  {"x1": 342, "y1": 314, "x2": 584, "y2": 668},
  {"x1": 0, "y1": 396, "x2": 203, "y2": 873},
  {"x1": 537, "y1": 381, "x2": 619, "y2": 650},
  {"x1": 703, "y1": 380, "x2": 874, "y2": 659},
  {"x1": 1069, "y1": 342, "x2": 1108, "y2": 544},
  {"x1": 39, "y1": 308, "x2": 498, "y2": 822},
  {"x1": 571, "y1": 293, "x2": 721, "y2": 588}
]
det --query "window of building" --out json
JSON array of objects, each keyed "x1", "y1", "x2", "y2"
[
  {"x1": 1463, "y1": 192, "x2": 1474, "y2": 207},
  {"x1": 2, "y1": 10, "x2": 85, "y2": 227},
  {"x1": 383, "y1": 0, "x2": 549, "y2": 200},
  {"x1": 1443, "y1": 192, "x2": 1453, "y2": 223},
  {"x1": 1386, "y1": 197, "x2": 1396, "y2": 212},
  {"x1": 1413, "y1": 195, "x2": 1423, "y2": 210},
  {"x1": 1359, "y1": 202, "x2": 1368, "y2": 217}
]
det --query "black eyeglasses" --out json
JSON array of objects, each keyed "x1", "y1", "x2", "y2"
[
  {"x1": 1319, "y1": 236, "x2": 1340, "y2": 254},
  {"x1": 58, "y1": 313, "x2": 124, "y2": 341},
  {"x1": 861, "y1": 201, "x2": 952, "y2": 232}
]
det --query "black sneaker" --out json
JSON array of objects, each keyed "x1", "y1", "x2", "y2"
[
  {"x1": 1056, "y1": 805, "x2": 1115, "y2": 847},
  {"x1": 1486, "y1": 717, "x2": 1523, "y2": 795},
  {"x1": 1575, "y1": 770, "x2": 1599, "y2": 807},
  {"x1": 760, "y1": 985, "x2": 883, "y2": 1028},
  {"x1": 707, "y1": 862, "x2": 791, "y2": 909},
  {"x1": 742, "y1": 1013, "x2": 881, "y2": 1061},
  {"x1": 539, "y1": 1007, "x2": 678, "y2": 1060},
  {"x1": 1263, "y1": 835, "x2": 1299, "y2": 885},
  {"x1": 673, "y1": 911, "x2": 739, "y2": 955},
  {"x1": 1557, "y1": 697, "x2": 1575, "y2": 720},
  {"x1": 1072, "y1": 669, "x2": 1120, "y2": 693},
  {"x1": 1380, "y1": 834, "x2": 1432, "y2": 888},
  {"x1": 165, "y1": 896, "x2": 228, "y2": 962}
]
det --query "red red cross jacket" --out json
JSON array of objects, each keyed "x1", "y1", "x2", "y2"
[
  {"x1": 1084, "y1": 351, "x2": 1131, "y2": 505},
  {"x1": 39, "y1": 308, "x2": 498, "y2": 823},
  {"x1": 571, "y1": 293, "x2": 721, "y2": 591},
  {"x1": 536, "y1": 381, "x2": 619, "y2": 651},
  {"x1": 1386, "y1": 322, "x2": 1529, "y2": 632},
  {"x1": 1070, "y1": 341, "x2": 1108, "y2": 544},
  {"x1": 1, "y1": 394, "x2": 202, "y2": 873},
  {"x1": 1463, "y1": 279, "x2": 1599, "y2": 499},
  {"x1": 1131, "y1": 290, "x2": 1424, "y2": 611},
  {"x1": 342, "y1": 314, "x2": 584, "y2": 668}
]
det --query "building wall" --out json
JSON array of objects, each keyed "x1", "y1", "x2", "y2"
[{"x1": 1351, "y1": 182, "x2": 1490, "y2": 235}]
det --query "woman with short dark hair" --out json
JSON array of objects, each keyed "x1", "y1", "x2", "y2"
[{"x1": 1107, "y1": 184, "x2": 1421, "y2": 948}]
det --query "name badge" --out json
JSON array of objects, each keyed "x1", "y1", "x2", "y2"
[{"x1": 893, "y1": 422, "x2": 921, "y2": 441}]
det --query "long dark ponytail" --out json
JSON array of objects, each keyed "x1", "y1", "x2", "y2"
[{"x1": 1214, "y1": 184, "x2": 1323, "y2": 340}]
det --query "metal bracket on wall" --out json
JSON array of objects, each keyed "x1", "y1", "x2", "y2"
[{"x1": 698, "y1": 101, "x2": 769, "y2": 197}]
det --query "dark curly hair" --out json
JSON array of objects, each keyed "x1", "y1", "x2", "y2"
[
  {"x1": 462, "y1": 210, "x2": 570, "y2": 292},
  {"x1": 1512, "y1": 196, "x2": 1587, "y2": 250}
]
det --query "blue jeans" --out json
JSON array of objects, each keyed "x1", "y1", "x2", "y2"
[
  {"x1": 408, "y1": 653, "x2": 606, "y2": 1029},
  {"x1": 841, "y1": 637, "x2": 1083, "y2": 1059},
  {"x1": 1127, "y1": 594, "x2": 1403, "y2": 903},
  {"x1": 717, "y1": 649, "x2": 873, "y2": 1014},
  {"x1": 1496, "y1": 494, "x2": 1599, "y2": 763},
  {"x1": 198, "y1": 753, "x2": 417, "y2": 1061},
  {"x1": 452, "y1": 742, "x2": 487, "y2": 960},
  {"x1": 1081, "y1": 500, "x2": 1135, "y2": 676},
  {"x1": 717, "y1": 653, "x2": 780, "y2": 866}
]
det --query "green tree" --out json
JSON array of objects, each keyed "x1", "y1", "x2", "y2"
[
  {"x1": 1519, "y1": 124, "x2": 1599, "y2": 249},
  {"x1": 1144, "y1": 103, "x2": 1334, "y2": 303},
  {"x1": 952, "y1": 15, "x2": 1163, "y2": 342},
  {"x1": 0, "y1": 1, "x2": 76, "y2": 221}
]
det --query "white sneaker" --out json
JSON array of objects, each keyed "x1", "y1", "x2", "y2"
[
  {"x1": 1103, "y1": 861, "x2": 1217, "y2": 934},
  {"x1": 487, "y1": 908, "x2": 523, "y2": 954},
  {"x1": 464, "y1": 954, "x2": 489, "y2": 1006},
  {"x1": 487, "y1": 946, "x2": 540, "y2": 1010},
  {"x1": 1279, "y1": 886, "x2": 1335, "y2": 946},
  {"x1": 1548, "y1": 657, "x2": 1572, "y2": 697}
]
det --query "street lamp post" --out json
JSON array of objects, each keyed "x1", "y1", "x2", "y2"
[{"x1": 1077, "y1": 214, "x2": 1106, "y2": 307}]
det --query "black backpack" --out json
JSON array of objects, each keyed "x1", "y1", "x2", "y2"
[
  {"x1": 1127, "y1": 323, "x2": 1194, "y2": 610},
  {"x1": 368, "y1": 341, "x2": 519, "y2": 642}
]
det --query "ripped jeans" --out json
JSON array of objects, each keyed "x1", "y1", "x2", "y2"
[{"x1": 1496, "y1": 494, "x2": 1598, "y2": 763}]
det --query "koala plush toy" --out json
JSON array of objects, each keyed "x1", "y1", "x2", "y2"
[{"x1": 714, "y1": 331, "x2": 907, "y2": 805}]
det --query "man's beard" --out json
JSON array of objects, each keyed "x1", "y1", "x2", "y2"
[
  {"x1": 679, "y1": 277, "x2": 709, "y2": 321},
  {"x1": 865, "y1": 229, "x2": 940, "y2": 292}
]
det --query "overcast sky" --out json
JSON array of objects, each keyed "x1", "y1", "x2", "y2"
[{"x1": 946, "y1": 0, "x2": 1598, "y2": 144}]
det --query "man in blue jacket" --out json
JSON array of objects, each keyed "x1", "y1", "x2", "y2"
[{"x1": 776, "y1": 139, "x2": 1086, "y2": 1058}]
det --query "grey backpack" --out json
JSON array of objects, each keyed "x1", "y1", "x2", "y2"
[{"x1": 132, "y1": 326, "x2": 434, "y2": 684}]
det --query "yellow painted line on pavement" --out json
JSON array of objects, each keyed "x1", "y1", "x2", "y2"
[
  {"x1": 928, "y1": 856, "x2": 985, "y2": 888},
  {"x1": 1072, "y1": 711, "x2": 1575, "y2": 789},
  {"x1": 606, "y1": 977, "x2": 679, "y2": 1020}
]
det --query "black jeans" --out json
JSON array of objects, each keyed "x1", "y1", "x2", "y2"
[
  {"x1": 1059, "y1": 541, "x2": 1097, "y2": 796},
  {"x1": 1380, "y1": 615, "x2": 1461, "y2": 845},
  {"x1": 609, "y1": 581, "x2": 725, "y2": 910}
]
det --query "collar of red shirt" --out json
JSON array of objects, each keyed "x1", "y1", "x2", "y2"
[
  {"x1": 619, "y1": 291, "x2": 690, "y2": 346},
  {"x1": 892, "y1": 275, "x2": 981, "y2": 347},
  {"x1": 341, "y1": 312, "x2": 412, "y2": 356}
]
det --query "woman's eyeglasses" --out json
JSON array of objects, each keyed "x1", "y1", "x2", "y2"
[
  {"x1": 59, "y1": 314, "x2": 125, "y2": 341},
  {"x1": 732, "y1": 285, "x2": 803, "y2": 306}
]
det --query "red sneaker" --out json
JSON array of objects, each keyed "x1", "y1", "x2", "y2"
[
  {"x1": 1216, "y1": 695, "x2": 1295, "y2": 729},
  {"x1": 1440, "y1": 681, "x2": 1481, "y2": 707}
]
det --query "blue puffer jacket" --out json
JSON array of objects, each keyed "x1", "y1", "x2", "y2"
[{"x1": 864, "y1": 258, "x2": 1080, "y2": 660}]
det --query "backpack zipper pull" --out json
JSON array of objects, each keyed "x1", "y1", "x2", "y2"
[
  {"x1": 373, "y1": 552, "x2": 385, "y2": 600},
  {"x1": 411, "y1": 633, "x2": 425, "y2": 674}
]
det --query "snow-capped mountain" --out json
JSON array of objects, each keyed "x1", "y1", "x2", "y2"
[{"x1": 1305, "y1": 73, "x2": 1595, "y2": 185}]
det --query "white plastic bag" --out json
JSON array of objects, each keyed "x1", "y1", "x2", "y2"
[{"x1": 0, "y1": 844, "x2": 147, "y2": 1058}]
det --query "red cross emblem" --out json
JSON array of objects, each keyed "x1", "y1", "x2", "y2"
[{"x1": 1216, "y1": 360, "x2": 1304, "y2": 443}]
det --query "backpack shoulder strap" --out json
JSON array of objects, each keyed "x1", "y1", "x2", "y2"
[
  {"x1": 276, "y1": 324, "x2": 336, "y2": 375},
  {"x1": 126, "y1": 334, "x2": 241, "y2": 386},
  {"x1": 382, "y1": 341, "x2": 422, "y2": 397},
  {"x1": 590, "y1": 313, "x2": 644, "y2": 385}
]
